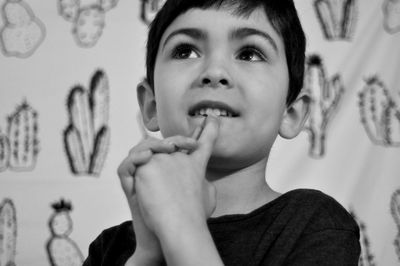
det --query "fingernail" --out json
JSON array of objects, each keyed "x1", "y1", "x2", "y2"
[{"x1": 207, "y1": 114, "x2": 220, "y2": 126}]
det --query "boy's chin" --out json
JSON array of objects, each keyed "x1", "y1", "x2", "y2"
[
  {"x1": 206, "y1": 144, "x2": 269, "y2": 174},
  {"x1": 207, "y1": 153, "x2": 262, "y2": 171}
]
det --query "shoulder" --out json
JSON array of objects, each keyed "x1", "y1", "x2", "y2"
[
  {"x1": 282, "y1": 189, "x2": 360, "y2": 235},
  {"x1": 274, "y1": 190, "x2": 361, "y2": 264}
]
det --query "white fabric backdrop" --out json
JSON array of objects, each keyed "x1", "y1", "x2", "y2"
[{"x1": 0, "y1": 0, "x2": 399, "y2": 265}]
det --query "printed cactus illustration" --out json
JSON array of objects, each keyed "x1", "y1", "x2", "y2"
[
  {"x1": 382, "y1": 0, "x2": 400, "y2": 34},
  {"x1": 64, "y1": 69, "x2": 110, "y2": 176},
  {"x1": 303, "y1": 54, "x2": 344, "y2": 158},
  {"x1": 314, "y1": 0, "x2": 357, "y2": 40},
  {"x1": 6, "y1": 100, "x2": 40, "y2": 171},
  {"x1": 391, "y1": 189, "x2": 400, "y2": 261},
  {"x1": 0, "y1": 0, "x2": 46, "y2": 58},
  {"x1": 58, "y1": 0, "x2": 80, "y2": 22},
  {"x1": 100, "y1": 0, "x2": 119, "y2": 11},
  {"x1": 73, "y1": 5, "x2": 105, "y2": 48},
  {"x1": 58, "y1": 0, "x2": 119, "y2": 48},
  {"x1": 358, "y1": 76, "x2": 400, "y2": 146},
  {"x1": 46, "y1": 199, "x2": 83, "y2": 266},
  {"x1": 350, "y1": 210, "x2": 376, "y2": 266},
  {"x1": 140, "y1": 0, "x2": 167, "y2": 25},
  {"x1": 0, "y1": 198, "x2": 17, "y2": 266},
  {"x1": 0, "y1": 129, "x2": 10, "y2": 172}
]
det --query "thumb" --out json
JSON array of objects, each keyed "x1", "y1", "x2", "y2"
[{"x1": 192, "y1": 115, "x2": 220, "y2": 166}]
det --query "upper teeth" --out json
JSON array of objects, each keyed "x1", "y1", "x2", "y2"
[{"x1": 195, "y1": 108, "x2": 232, "y2": 117}]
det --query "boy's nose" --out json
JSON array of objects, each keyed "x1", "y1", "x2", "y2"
[
  {"x1": 201, "y1": 76, "x2": 230, "y2": 87},
  {"x1": 198, "y1": 60, "x2": 233, "y2": 89}
]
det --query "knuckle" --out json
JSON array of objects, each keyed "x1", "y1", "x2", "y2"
[{"x1": 129, "y1": 144, "x2": 144, "y2": 155}]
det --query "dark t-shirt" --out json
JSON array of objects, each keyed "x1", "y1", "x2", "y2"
[{"x1": 83, "y1": 189, "x2": 360, "y2": 266}]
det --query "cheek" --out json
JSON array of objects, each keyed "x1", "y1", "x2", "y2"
[{"x1": 154, "y1": 81, "x2": 187, "y2": 137}]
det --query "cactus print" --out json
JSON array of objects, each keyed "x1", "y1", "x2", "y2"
[
  {"x1": 314, "y1": 0, "x2": 357, "y2": 40},
  {"x1": 350, "y1": 210, "x2": 376, "y2": 266},
  {"x1": 0, "y1": 198, "x2": 17, "y2": 266},
  {"x1": 358, "y1": 76, "x2": 400, "y2": 146},
  {"x1": 391, "y1": 189, "x2": 400, "y2": 261},
  {"x1": 58, "y1": 0, "x2": 119, "y2": 48},
  {"x1": 0, "y1": 100, "x2": 39, "y2": 172},
  {"x1": 0, "y1": 0, "x2": 46, "y2": 58},
  {"x1": 382, "y1": 0, "x2": 400, "y2": 34},
  {"x1": 140, "y1": 0, "x2": 167, "y2": 25},
  {"x1": 0, "y1": 129, "x2": 10, "y2": 172},
  {"x1": 7, "y1": 101, "x2": 40, "y2": 171},
  {"x1": 64, "y1": 69, "x2": 110, "y2": 176},
  {"x1": 303, "y1": 54, "x2": 345, "y2": 158}
]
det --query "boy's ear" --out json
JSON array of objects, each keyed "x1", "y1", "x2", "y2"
[
  {"x1": 137, "y1": 79, "x2": 159, "y2": 132},
  {"x1": 278, "y1": 91, "x2": 311, "y2": 139}
]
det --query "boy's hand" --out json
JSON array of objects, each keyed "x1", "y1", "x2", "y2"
[
  {"x1": 118, "y1": 135, "x2": 199, "y2": 265},
  {"x1": 134, "y1": 116, "x2": 220, "y2": 236}
]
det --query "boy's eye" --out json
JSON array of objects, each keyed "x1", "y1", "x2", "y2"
[
  {"x1": 237, "y1": 46, "x2": 266, "y2": 62},
  {"x1": 171, "y1": 44, "x2": 199, "y2": 59}
]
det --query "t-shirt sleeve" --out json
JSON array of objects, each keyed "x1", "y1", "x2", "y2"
[
  {"x1": 285, "y1": 228, "x2": 361, "y2": 265},
  {"x1": 82, "y1": 221, "x2": 135, "y2": 266},
  {"x1": 82, "y1": 234, "x2": 103, "y2": 266}
]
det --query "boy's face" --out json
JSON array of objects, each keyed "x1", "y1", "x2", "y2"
[{"x1": 145, "y1": 7, "x2": 290, "y2": 169}]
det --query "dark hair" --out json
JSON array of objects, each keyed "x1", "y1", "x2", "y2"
[{"x1": 146, "y1": 0, "x2": 306, "y2": 105}]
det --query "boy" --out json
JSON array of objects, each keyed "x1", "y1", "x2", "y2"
[{"x1": 84, "y1": 0, "x2": 361, "y2": 265}]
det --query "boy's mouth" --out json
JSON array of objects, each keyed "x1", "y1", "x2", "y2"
[{"x1": 188, "y1": 100, "x2": 239, "y2": 118}]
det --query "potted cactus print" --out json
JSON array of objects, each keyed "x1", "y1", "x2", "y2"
[
  {"x1": 46, "y1": 199, "x2": 83, "y2": 266},
  {"x1": 0, "y1": 100, "x2": 39, "y2": 172},
  {"x1": 0, "y1": 198, "x2": 17, "y2": 266},
  {"x1": 303, "y1": 54, "x2": 345, "y2": 158},
  {"x1": 314, "y1": 0, "x2": 357, "y2": 40},
  {"x1": 58, "y1": 0, "x2": 119, "y2": 48},
  {"x1": 64, "y1": 69, "x2": 110, "y2": 176}
]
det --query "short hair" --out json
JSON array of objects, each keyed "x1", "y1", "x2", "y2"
[{"x1": 146, "y1": 0, "x2": 306, "y2": 105}]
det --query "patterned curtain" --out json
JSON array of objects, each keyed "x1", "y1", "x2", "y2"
[{"x1": 0, "y1": 0, "x2": 398, "y2": 265}]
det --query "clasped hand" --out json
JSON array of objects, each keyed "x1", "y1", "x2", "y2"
[{"x1": 118, "y1": 116, "x2": 220, "y2": 265}]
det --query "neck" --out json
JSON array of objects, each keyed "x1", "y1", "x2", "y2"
[{"x1": 206, "y1": 157, "x2": 280, "y2": 218}]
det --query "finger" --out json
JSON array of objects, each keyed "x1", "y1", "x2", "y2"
[
  {"x1": 164, "y1": 135, "x2": 198, "y2": 152},
  {"x1": 191, "y1": 115, "x2": 220, "y2": 166},
  {"x1": 117, "y1": 150, "x2": 152, "y2": 195},
  {"x1": 191, "y1": 123, "x2": 205, "y2": 140},
  {"x1": 129, "y1": 136, "x2": 163, "y2": 154},
  {"x1": 132, "y1": 137, "x2": 196, "y2": 155},
  {"x1": 148, "y1": 141, "x2": 177, "y2": 153}
]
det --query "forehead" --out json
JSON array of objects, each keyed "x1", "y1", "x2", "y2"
[{"x1": 159, "y1": 7, "x2": 283, "y2": 49}]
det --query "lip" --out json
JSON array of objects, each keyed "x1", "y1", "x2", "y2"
[{"x1": 188, "y1": 100, "x2": 240, "y2": 117}]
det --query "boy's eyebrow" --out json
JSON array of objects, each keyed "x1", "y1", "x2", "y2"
[
  {"x1": 162, "y1": 28, "x2": 207, "y2": 51},
  {"x1": 230, "y1": 27, "x2": 278, "y2": 53},
  {"x1": 161, "y1": 27, "x2": 278, "y2": 54}
]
